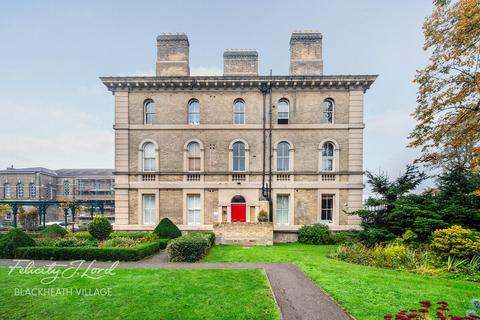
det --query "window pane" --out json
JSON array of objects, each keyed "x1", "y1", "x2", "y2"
[
  {"x1": 321, "y1": 195, "x2": 334, "y2": 222},
  {"x1": 143, "y1": 143, "x2": 156, "y2": 171},
  {"x1": 144, "y1": 101, "x2": 155, "y2": 125},
  {"x1": 187, "y1": 194, "x2": 201, "y2": 225},
  {"x1": 323, "y1": 100, "x2": 334, "y2": 123},
  {"x1": 143, "y1": 194, "x2": 155, "y2": 224},
  {"x1": 276, "y1": 195, "x2": 289, "y2": 224},
  {"x1": 188, "y1": 100, "x2": 200, "y2": 125},
  {"x1": 232, "y1": 142, "x2": 245, "y2": 171}
]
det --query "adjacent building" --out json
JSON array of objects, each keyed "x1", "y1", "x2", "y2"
[
  {"x1": 0, "y1": 166, "x2": 114, "y2": 222},
  {"x1": 100, "y1": 31, "x2": 376, "y2": 239}
]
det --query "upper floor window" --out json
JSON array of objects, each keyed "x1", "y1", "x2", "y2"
[
  {"x1": 4, "y1": 183, "x2": 10, "y2": 199},
  {"x1": 16, "y1": 183, "x2": 23, "y2": 198},
  {"x1": 232, "y1": 142, "x2": 246, "y2": 172},
  {"x1": 321, "y1": 142, "x2": 335, "y2": 171},
  {"x1": 188, "y1": 99, "x2": 200, "y2": 125},
  {"x1": 323, "y1": 99, "x2": 334, "y2": 124},
  {"x1": 48, "y1": 185, "x2": 54, "y2": 200},
  {"x1": 143, "y1": 142, "x2": 156, "y2": 172},
  {"x1": 277, "y1": 142, "x2": 290, "y2": 172},
  {"x1": 187, "y1": 142, "x2": 201, "y2": 172},
  {"x1": 144, "y1": 100, "x2": 155, "y2": 125},
  {"x1": 64, "y1": 180, "x2": 70, "y2": 196},
  {"x1": 29, "y1": 183, "x2": 36, "y2": 198},
  {"x1": 278, "y1": 99, "x2": 289, "y2": 124},
  {"x1": 233, "y1": 99, "x2": 245, "y2": 125}
]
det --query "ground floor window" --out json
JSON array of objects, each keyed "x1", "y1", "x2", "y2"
[
  {"x1": 143, "y1": 194, "x2": 155, "y2": 224},
  {"x1": 276, "y1": 195, "x2": 289, "y2": 224},
  {"x1": 187, "y1": 194, "x2": 201, "y2": 225},
  {"x1": 321, "y1": 194, "x2": 334, "y2": 223}
]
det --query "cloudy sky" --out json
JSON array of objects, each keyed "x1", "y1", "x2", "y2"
[{"x1": 0, "y1": 0, "x2": 434, "y2": 187}]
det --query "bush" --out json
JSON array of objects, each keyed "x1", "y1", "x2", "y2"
[
  {"x1": 35, "y1": 237, "x2": 97, "y2": 247},
  {"x1": 358, "y1": 227, "x2": 396, "y2": 246},
  {"x1": 167, "y1": 232, "x2": 215, "y2": 262},
  {"x1": 258, "y1": 210, "x2": 269, "y2": 222},
  {"x1": 100, "y1": 237, "x2": 140, "y2": 248},
  {"x1": 15, "y1": 239, "x2": 168, "y2": 261},
  {"x1": 153, "y1": 218, "x2": 181, "y2": 239},
  {"x1": 431, "y1": 225, "x2": 480, "y2": 259},
  {"x1": 110, "y1": 232, "x2": 150, "y2": 239},
  {"x1": 66, "y1": 231, "x2": 94, "y2": 241},
  {"x1": 0, "y1": 229, "x2": 35, "y2": 258},
  {"x1": 298, "y1": 224, "x2": 331, "y2": 244},
  {"x1": 330, "y1": 230, "x2": 360, "y2": 244},
  {"x1": 43, "y1": 224, "x2": 67, "y2": 238},
  {"x1": 88, "y1": 216, "x2": 113, "y2": 240}
]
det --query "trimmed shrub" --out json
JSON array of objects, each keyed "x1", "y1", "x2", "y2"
[
  {"x1": 298, "y1": 224, "x2": 331, "y2": 244},
  {"x1": 257, "y1": 210, "x2": 269, "y2": 222},
  {"x1": 15, "y1": 239, "x2": 168, "y2": 261},
  {"x1": 110, "y1": 232, "x2": 150, "y2": 239},
  {"x1": 167, "y1": 232, "x2": 215, "y2": 262},
  {"x1": 431, "y1": 225, "x2": 480, "y2": 259},
  {"x1": 88, "y1": 216, "x2": 113, "y2": 240},
  {"x1": 100, "y1": 237, "x2": 140, "y2": 248},
  {"x1": 67, "y1": 231, "x2": 94, "y2": 241},
  {"x1": 43, "y1": 224, "x2": 67, "y2": 238},
  {"x1": 0, "y1": 229, "x2": 35, "y2": 258},
  {"x1": 153, "y1": 218, "x2": 181, "y2": 239}
]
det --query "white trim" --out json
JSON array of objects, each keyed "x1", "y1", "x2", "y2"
[
  {"x1": 272, "y1": 189, "x2": 295, "y2": 226},
  {"x1": 229, "y1": 139, "x2": 250, "y2": 172},
  {"x1": 138, "y1": 139, "x2": 159, "y2": 172},
  {"x1": 318, "y1": 139, "x2": 340, "y2": 172},
  {"x1": 318, "y1": 189, "x2": 340, "y2": 226}
]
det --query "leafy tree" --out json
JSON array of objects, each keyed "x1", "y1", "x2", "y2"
[
  {"x1": 408, "y1": 0, "x2": 480, "y2": 169},
  {"x1": 0, "y1": 204, "x2": 10, "y2": 219}
]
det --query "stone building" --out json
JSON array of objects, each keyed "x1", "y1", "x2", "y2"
[
  {"x1": 101, "y1": 31, "x2": 376, "y2": 240},
  {"x1": 0, "y1": 166, "x2": 114, "y2": 223}
]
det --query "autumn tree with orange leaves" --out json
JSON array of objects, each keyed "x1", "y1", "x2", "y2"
[{"x1": 409, "y1": 0, "x2": 480, "y2": 170}]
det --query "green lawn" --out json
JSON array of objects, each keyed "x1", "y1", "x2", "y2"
[
  {"x1": 0, "y1": 267, "x2": 280, "y2": 320},
  {"x1": 205, "y1": 243, "x2": 479, "y2": 319}
]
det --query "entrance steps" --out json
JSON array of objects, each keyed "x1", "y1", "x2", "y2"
[{"x1": 213, "y1": 222, "x2": 273, "y2": 246}]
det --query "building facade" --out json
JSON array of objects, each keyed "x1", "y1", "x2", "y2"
[
  {"x1": 101, "y1": 31, "x2": 376, "y2": 237},
  {"x1": 0, "y1": 167, "x2": 114, "y2": 222}
]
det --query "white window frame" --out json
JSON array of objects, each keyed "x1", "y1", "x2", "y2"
[
  {"x1": 321, "y1": 142, "x2": 335, "y2": 172},
  {"x1": 187, "y1": 194, "x2": 201, "y2": 225},
  {"x1": 232, "y1": 142, "x2": 246, "y2": 172},
  {"x1": 276, "y1": 142, "x2": 290, "y2": 172},
  {"x1": 143, "y1": 142, "x2": 156, "y2": 172},
  {"x1": 48, "y1": 185, "x2": 54, "y2": 200},
  {"x1": 29, "y1": 183, "x2": 36, "y2": 198},
  {"x1": 4, "y1": 183, "x2": 10, "y2": 199},
  {"x1": 233, "y1": 99, "x2": 245, "y2": 125},
  {"x1": 64, "y1": 180, "x2": 70, "y2": 196},
  {"x1": 276, "y1": 194, "x2": 290, "y2": 225},
  {"x1": 278, "y1": 99, "x2": 289, "y2": 124},
  {"x1": 144, "y1": 99, "x2": 155, "y2": 125},
  {"x1": 187, "y1": 142, "x2": 201, "y2": 172},
  {"x1": 188, "y1": 99, "x2": 200, "y2": 125},
  {"x1": 17, "y1": 183, "x2": 23, "y2": 198},
  {"x1": 321, "y1": 194, "x2": 334, "y2": 223},
  {"x1": 322, "y1": 99, "x2": 334, "y2": 124},
  {"x1": 143, "y1": 194, "x2": 156, "y2": 225}
]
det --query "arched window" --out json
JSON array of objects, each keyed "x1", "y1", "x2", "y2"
[
  {"x1": 323, "y1": 99, "x2": 334, "y2": 123},
  {"x1": 278, "y1": 99, "x2": 289, "y2": 124},
  {"x1": 143, "y1": 142, "x2": 156, "y2": 172},
  {"x1": 4, "y1": 183, "x2": 10, "y2": 199},
  {"x1": 29, "y1": 183, "x2": 36, "y2": 198},
  {"x1": 232, "y1": 142, "x2": 246, "y2": 172},
  {"x1": 322, "y1": 142, "x2": 335, "y2": 171},
  {"x1": 144, "y1": 100, "x2": 155, "y2": 125},
  {"x1": 188, "y1": 99, "x2": 200, "y2": 125},
  {"x1": 187, "y1": 142, "x2": 201, "y2": 172},
  {"x1": 277, "y1": 142, "x2": 290, "y2": 172},
  {"x1": 233, "y1": 99, "x2": 245, "y2": 124},
  {"x1": 16, "y1": 183, "x2": 23, "y2": 198}
]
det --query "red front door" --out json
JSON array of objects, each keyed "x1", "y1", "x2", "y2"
[{"x1": 231, "y1": 203, "x2": 246, "y2": 222}]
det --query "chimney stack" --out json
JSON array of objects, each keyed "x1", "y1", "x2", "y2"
[
  {"x1": 289, "y1": 31, "x2": 323, "y2": 75},
  {"x1": 223, "y1": 49, "x2": 258, "y2": 76},
  {"x1": 156, "y1": 33, "x2": 190, "y2": 77}
]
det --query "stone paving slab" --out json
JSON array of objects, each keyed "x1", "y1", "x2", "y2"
[{"x1": 0, "y1": 253, "x2": 353, "y2": 320}]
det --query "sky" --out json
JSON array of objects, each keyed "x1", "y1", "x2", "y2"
[{"x1": 0, "y1": 0, "x2": 434, "y2": 190}]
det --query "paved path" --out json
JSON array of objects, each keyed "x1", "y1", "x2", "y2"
[{"x1": 0, "y1": 252, "x2": 352, "y2": 320}]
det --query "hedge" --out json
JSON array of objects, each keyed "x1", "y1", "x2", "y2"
[
  {"x1": 14, "y1": 239, "x2": 168, "y2": 261},
  {"x1": 167, "y1": 232, "x2": 215, "y2": 262}
]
